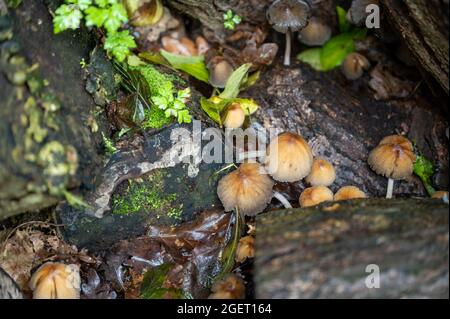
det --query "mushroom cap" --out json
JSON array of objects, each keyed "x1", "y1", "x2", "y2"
[
  {"x1": 223, "y1": 102, "x2": 246, "y2": 129},
  {"x1": 265, "y1": 132, "x2": 313, "y2": 182},
  {"x1": 235, "y1": 235, "x2": 255, "y2": 263},
  {"x1": 334, "y1": 186, "x2": 366, "y2": 201},
  {"x1": 298, "y1": 17, "x2": 332, "y2": 46},
  {"x1": 217, "y1": 162, "x2": 274, "y2": 216},
  {"x1": 305, "y1": 157, "x2": 336, "y2": 186},
  {"x1": 207, "y1": 57, "x2": 235, "y2": 88},
  {"x1": 368, "y1": 135, "x2": 416, "y2": 180},
  {"x1": 209, "y1": 274, "x2": 245, "y2": 299},
  {"x1": 29, "y1": 262, "x2": 80, "y2": 299},
  {"x1": 341, "y1": 52, "x2": 370, "y2": 80},
  {"x1": 299, "y1": 186, "x2": 334, "y2": 207},
  {"x1": 432, "y1": 191, "x2": 449, "y2": 200},
  {"x1": 267, "y1": 0, "x2": 312, "y2": 33}
]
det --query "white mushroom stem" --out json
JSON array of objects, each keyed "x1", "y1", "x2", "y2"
[
  {"x1": 284, "y1": 29, "x2": 292, "y2": 66},
  {"x1": 386, "y1": 178, "x2": 394, "y2": 199},
  {"x1": 273, "y1": 191, "x2": 292, "y2": 209}
]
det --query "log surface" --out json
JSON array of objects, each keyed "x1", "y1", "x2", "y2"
[{"x1": 255, "y1": 198, "x2": 449, "y2": 298}]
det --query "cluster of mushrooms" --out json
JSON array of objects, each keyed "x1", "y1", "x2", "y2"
[
  {"x1": 267, "y1": 0, "x2": 371, "y2": 80},
  {"x1": 216, "y1": 130, "x2": 447, "y2": 217},
  {"x1": 217, "y1": 131, "x2": 368, "y2": 217}
]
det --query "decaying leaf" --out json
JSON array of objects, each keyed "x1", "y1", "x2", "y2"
[{"x1": 103, "y1": 209, "x2": 237, "y2": 298}]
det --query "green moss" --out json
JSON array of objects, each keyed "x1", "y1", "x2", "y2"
[
  {"x1": 112, "y1": 171, "x2": 183, "y2": 221},
  {"x1": 142, "y1": 107, "x2": 173, "y2": 129},
  {"x1": 130, "y1": 64, "x2": 174, "y2": 97}
]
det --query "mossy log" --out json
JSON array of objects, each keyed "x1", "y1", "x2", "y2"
[
  {"x1": 255, "y1": 198, "x2": 449, "y2": 298},
  {"x1": 0, "y1": 0, "x2": 104, "y2": 219}
]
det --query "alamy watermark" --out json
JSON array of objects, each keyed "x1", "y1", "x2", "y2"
[{"x1": 365, "y1": 264, "x2": 381, "y2": 289}]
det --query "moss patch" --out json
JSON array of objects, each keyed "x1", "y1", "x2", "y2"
[{"x1": 112, "y1": 170, "x2": 183, "y2": 221}]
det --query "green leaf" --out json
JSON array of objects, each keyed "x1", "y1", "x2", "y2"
[
  {"x1": 139, "y1": 52, "x2": 172, "y2": 67},
  {"x1": 234, "y1": 98, "x2": 258, "y2": 115},
  {"x1": 413, "y1": 154, "x2": 436, "y2": 196},
  {"x1": 160, "y1": 50, "x2": 209, "y2": 83},
  {"x1": 53, "y1": 4, "x2": 83, "y2": 34},
  {"x1": 349, "y1": 27, "x2": 368, "y2": 40},
  {"x1": 219, "y1": 63, "x2": 252, "y2": 99},
  {"x1": 336, "y1": 5, "x2": 350, "y2": 33},
  {"x1": 103, "y1": 3, "x2": 128, "y2": 33},
  {"x1": 320, "y1": 33, "x2": 355, "y2": 71},
  {"x1": 177, "y1": 109, "x2": 192, "y2": 124},
  {"x1": 140, "y1": 264, "x2": 189, "y2": 299},
  {"x1": 85, "y1": 6, "x2": 108, "y2": 28},
  {"x1": 68, "y1": 0, "x2": 92, "y2": 10},
  {"x1": 104, "y1": 30, "x2": 137, "y2": 62},
  {"x1": 297, "y1": 48, "x2": 326, "y2": 71},
  {"x1": 200, "y1": 97, "x2": 226, "y2": 125},
  {"x1": 95, "y1": 0, "x2": 115, "y2": 8}
]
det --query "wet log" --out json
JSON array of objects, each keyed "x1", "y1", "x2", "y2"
[
  {"x1": 381, "y1": 0, "x2": 449, "y2": 94},
  {"x1": 167, "y1": 0, "x2": 449, "y2": 94},
  {"x1": 0, "y1": 0, "x2": 105, "y2": 220},
  {"x1": 255, "y1": 198, "x2": 449, "y2": 298}
]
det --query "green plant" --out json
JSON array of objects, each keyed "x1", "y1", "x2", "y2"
[
  {"x1": 297, "y1": 5, "x2": 367, "y2": 71},
  {"x1": 52, "y1": 0, "x2": 136, "y2": 62},
  {"x1": 413, "y1": 154, "x2": 436, "y2": 197},
  {"x1": 223, "y1": 9, "x2": 242, "y2": 30},
  {"x1": 102, "y1": 132, "x2": 117, "y2": 154},
  {"x1": 152, "y1": 88, "x2": 192, "y2": 124}
]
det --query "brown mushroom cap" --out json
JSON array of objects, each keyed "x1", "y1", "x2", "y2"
[
  {"x1": 209, "y1": 274, "x2": 245, "y2": 299},
  {"x1": 265, "y1": 132, "x2": 313, "y2": 182},
  {"x1": 334, "y1": 186, "x2": 366, "y2": 201},
  {"x1": 217, "y1": 162, "x2": 274, "y2": 216},
  {"x1": 223, "y1": 102, "x2": 246, "y2": 129},
  {"x1": 368, "y1": 135, "x2": 416, "y2": 180},
  {"x1": 235, "y1": 235, "x2": 255, "y2": 263},
  {"x1": 432, "y1": 191, "x2": 449, "y2": 200},
  {"x1": 29, "y1": 262, "x2": 80, "y2": 299},
  {"x1": 298, "y1": 17, "x2": 332, "y2": 46},
  {"x1": 207, "y1": 56, "x2": 235, "y2": 88},
  {"x1": 267, "y1": 0, "x2": 311, "y2": 33},
  {"x1": 299, "y1": 186, "x2": 334, "y2": 207},
  {"x1": 341, "y1": 52, "x2": 370, "y2": 80},
  {"x1": 305, "y1": 157, "x2": 336, "y2": 186}
]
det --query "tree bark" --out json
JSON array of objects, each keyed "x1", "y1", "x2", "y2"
[
  {"x1": 255, "y1": 198, "x2": 449, "y2": 298},
  {"x1": 0, "y1": 0, "x2": 105, "y2": 219}
]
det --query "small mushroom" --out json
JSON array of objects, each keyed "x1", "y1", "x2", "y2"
[
  {"x1": 305, "y1": 157, "x2": 336, "y2": 187},
  {"x1": 334, "y1": 186, "x2": 366, "y2": 201},
  {"x1": 341, "y1": 52, "x2": 370, "y2": 80},
  {"x1": 125, "y1": 0, "x2": 164, "y2": 27},
  {"x1": 299, "y1": 186, "x2": 334, "y2": 207},
  {"x1": 161, "y1": 36, "x2": 197, "y2": 56},
  {"x1": 207, "y1": 56, "x2": 235, "y2": 88},
  {"x1": 368, "y1": 135, "x2": 416, "y2": 199},
  {"x1": 217, "y1": 162, "x2": 274, "y2": 216},
  {"x1": 29, "y1": 262, "x2": 80, "y2": 299},
  {"x1": 209, "y1": 274, "x2": 245, "y2": 299},
  {"x1": 267, "y1": 0, "x2": 311, "y2": 66},
  {"x1": 235, "y1": 235, "x2": 255, "y2": 263},
  {"x1": 222, "y1": 102, "x2": 246, "y2": 129},
  {"x1": 432, "y1": 191, "x2": 449, "y2": 202},
  {"x1": 298, "y1": 17, "x2": 332, "y2": 46},
  {"x1": 265, "y1": 132, "x2": 313, "y2": 182},
  {"x1": 195, "y1": 36, "x2": 210, "y2": 55}
]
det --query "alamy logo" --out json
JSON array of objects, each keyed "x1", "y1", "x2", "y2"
[
  {"x1": 366, "y1": 4, "x2": 380, "y2": 29},
  {"x1": 365, "y1": 264, "x2": 380, "y2": 289}
]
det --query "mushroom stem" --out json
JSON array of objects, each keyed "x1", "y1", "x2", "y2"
[
  {"x1": 386, "y1": 178, "x2": 394, "y2": 199},
  {"x1": 273, "y1": 191, "x2": 292, "y2": 209},
  {"x1": 284, "y1": 29, "x2": 292, "y2": 66}
]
